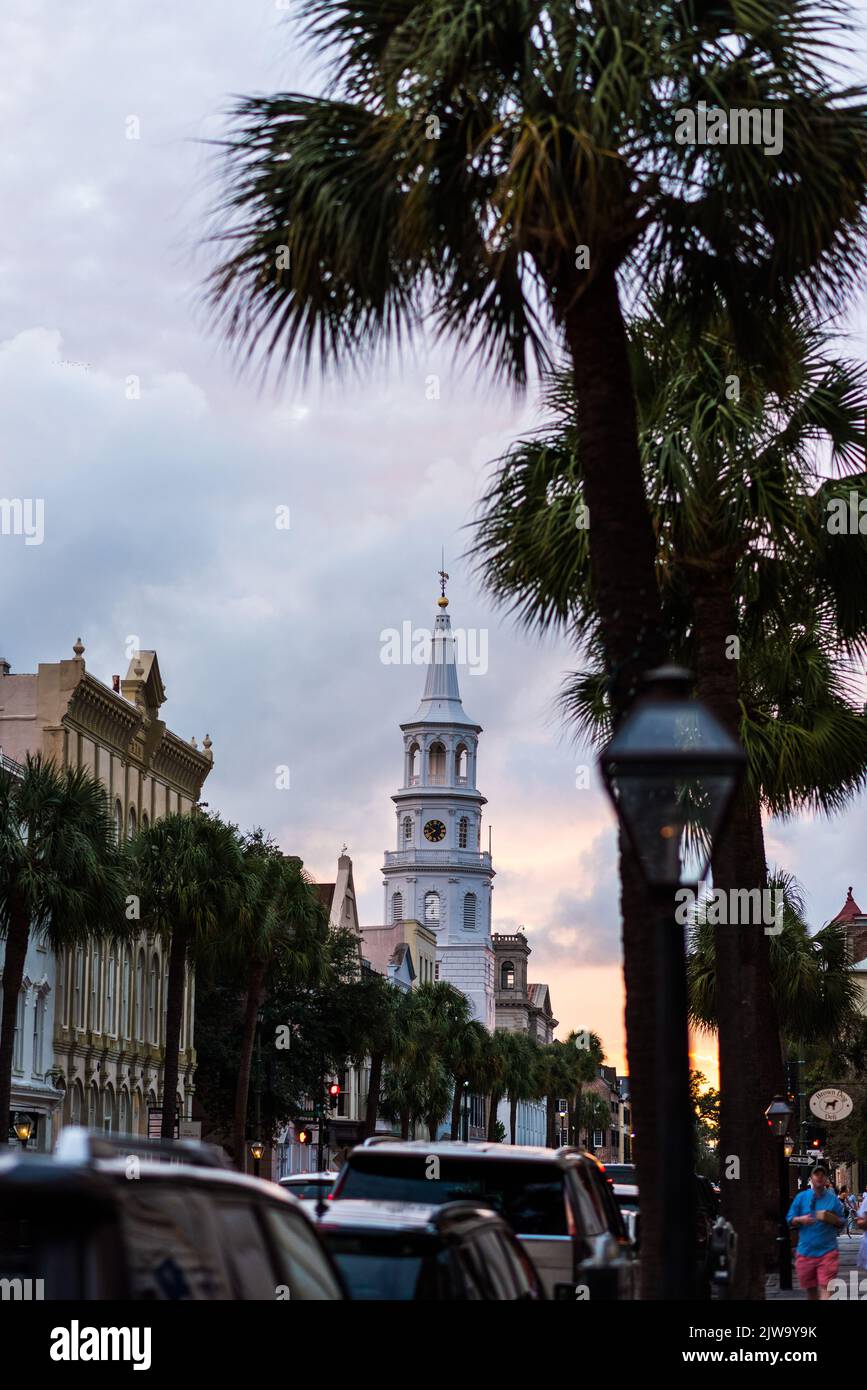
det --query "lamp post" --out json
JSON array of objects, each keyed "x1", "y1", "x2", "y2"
[
  {"x1": 765, "y1": 1094, "x2": 795, "y2": 1291},
  {"x1": 253, "y1": 1004, "x2": 264, "y2": 1177},
  {"x1": 461, "y1": 1081, "x2": 469, "y2": 1142},
  {"x1": 13, "y1": 1113, "x2": 34, "y2": 1150},
  {"x1": 249, "y1": 1139, "x2": 265, "y2": 1177},
  {"x1": 600, "y1": 666, "x2": 746, "y2": 1300}
]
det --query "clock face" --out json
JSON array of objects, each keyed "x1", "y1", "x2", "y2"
[{"x1": 423, "y1": 819, "x2": 447, "y2": 843}]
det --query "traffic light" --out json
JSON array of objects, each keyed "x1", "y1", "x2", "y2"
[
  {"x1": 328, "y1": 1082, "x2": 341, "y2": 1100},
  {"x1": 804, "y1": 1123, "x2": 827, "y2": 1151},
  {"x1": 297, "y1": 1125, "x2": 311, "y2": 1145}
]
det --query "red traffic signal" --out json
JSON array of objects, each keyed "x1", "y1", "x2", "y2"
[{"x1": 328, "y1": 1083, "x2": 341, "y2": 1099}]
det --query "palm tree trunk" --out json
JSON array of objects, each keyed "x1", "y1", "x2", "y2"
[
  {"x1": 574, "y1": 1084, "x2": 583, "y2": 1149},
  {"x1": 510, "y1": 1096, "x2": 518, "y2": 1145},
  {"x1": 232, "y1": 957, "x2": 267, "y2": 1171},
  {"x1": 557, "y1": 265, "x2": 669, "y2": 1296},
  {"x1": 364, "y1": 1051, "x2": 383, "y2": 1137},
  {"x1": 450, "y1": 1077, "x2": 465, "y2": 1140},
  {"x1": 487, "y1": 1090, "x2": 501, "y2": 1141},
  {"x1": 428, "y1": 1117, "x2": 438, "y2": 1142},
  {"x1": 0, "y1": 906, "x2": 30, "y2": 1133},
  {"x1": 691, "y1": 569, "x2": 785, "y2": 1299},
  {"x1": 400, "y1": 1106, "x2": 410, "y2": 1141},
  {"x1": 160, "y1": 928, "x2": 189, "y2": 1140}
]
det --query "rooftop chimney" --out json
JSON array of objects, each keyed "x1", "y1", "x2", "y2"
[{"x1": 112, "y1": 675, "x2": 120, "y2": 693}]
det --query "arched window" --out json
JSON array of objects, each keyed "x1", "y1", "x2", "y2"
[
  {"x1": 114, "y1": 799, "x2": 123, "y2": 844},
  {"x1": 141, "y1": 811, "x2": 149, "y2": 831},
  {"x1": 424, "y1": 891, "x2": 440, "y2": 925},
  {"x1": 127, "y1": 804, "x2": 137, "y2": 839},
  {"x1": 458, "y1": 816, "x2": 469, "y2": 849},
  {"x1": 391, "y1": 891, "x2": 403, "y2": 924},
  {"x1": 148, "y1": 954, "x2": 158, "y2": 1044},
  {"x1": 463, "y1": 892, "x2": 476, "y2": 930},
  {"x1": 132, "y1": 1089, "x2": 141, "y2": 1136},
  {"x1": 121, "y1": 952, "x2": 131, "y2": 1039},
  {"x1": 119, "y1": 1089, "x2": 130, "y2": 1134},
  {"x1": 103, "y1": 1086, "x2": 115, "y2": 1134},
  {"x1": 70, "y1": 1081, "x2": 82, "y2": 1126},
  {"x1": 408, "y1": 744, "x2": 421, "y2": 785},
  {"x1": 87, "y1": 1083, "x2": 98, "y2": 1129},
  {"x1": 134, "y1": 951, "x2": 145, "y2": 1041},
  {"x1": 428, "y1": 742, "x2": 446, "y2": 784},
  {"x1": 402, "y1": 815, "x2": 413, "y2": 844},
  {"x1": 501, "y1": 961, "x2": 515, "y2": 991},
  {"x1": 455, "y1": 745, "x2": 468, "y2": 784}
]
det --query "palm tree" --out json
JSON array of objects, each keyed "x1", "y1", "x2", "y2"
[
  {"x1": 484, "y1": 1029, "x2": 510, "y2": 1142},
  {"x1": 206, "y1": 0, "x2": 867, "y2": 1291},
  {"x1": 358, "y1": 973, "x2": 404, "y2": 1137},
  {"x1": 131, "y1": 812, "x2": 245, "y2": 1140},
  {"x1": 447, "y1": 1018, "x2": 489, "y2": 1140},
  {"x1": 472, "y1": 308, "x2": 867, "y2": 1292},
  {"x1": 494, "y1": 1032, "x2": 539, "y2": 1145},
  {"x1": 579, "y1": 1092, "x2": 612, "y2": 1154},
  {"x1": 0, "y1": 755, "x2": 130, "y2": 1130},
  {"x1": 227, "y1": 834, "x2": 330, "y2": 1170}
]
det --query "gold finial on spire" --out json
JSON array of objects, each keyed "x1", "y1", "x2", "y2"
[{"x1": 438, "y1": 549, "x2": 449, "y2": 608}]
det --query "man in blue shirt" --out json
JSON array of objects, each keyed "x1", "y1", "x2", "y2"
[{"x1": 787, "y1": 1165, "x2": 845, "y2": 1300}]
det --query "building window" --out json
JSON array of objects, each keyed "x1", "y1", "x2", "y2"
[
  {"x1": 434, "y1": 960, "x2": 440, "y2": 980},
  {"x1": 148, "y1": 955, "x2": 158, "y2": 1044},
  {"x1": 74, "y1": 946, "x2": 85, "y2": 1028},
  {"x1": 455, "y1": 745, "x2": 468, "y2": 784},
  {"x1": 127, "y1": 805, "x2": 137, "y2": 840},
  {"x1": 121, "y1": 952, "x2": 131, "y2": 1039},
  {"x1": 424, "y1": 891, "x2": 440, "y2": 924},
  {"x1": 392, "y1": 891, "x2": 403, "y2": 924},
  {"x1": 88, "y1": 1084, "x2": 98, "y2": 1129},
  {"x1": 141, "y1": 811, "x2": 149, "y2": 831},
  {"x1": 402, "y1": 816, "x2": 413, "y2": 844},
  {"x1": 119, "y1": 1089, "x2": 130, "y2": 1134},
  {"x1": 33, "y1": 990, "x2": 45, "y2": 1075},
  {"x1": 103, "y1": 1087, "x2": 115, "y2": 1134},
  {"x1": 115, "y1": 799, "x2": 123, "y2": 844},
  {"x1": 501, "y1": 961, "x2": 515, "y2": 991},
  {"x1": 463, "y1": 892, "x2": 476, "y2": 930},
  {"x1": 105, "y1": 955, "x2": 117, "y2": 1037},
  {"x1": 91, "y1": 948, "x2": 102, "y2": 1033},
  {"x1": 70, "y1": 1083, "x2": 82, "y2": 1126},
  {"x1": 12, "y1": 989, "x2": 25, "y2": 1070},
  {"x1": 135, "y1": 951, "x2": 144, "y2": 1041},
  {"x1": 458, "y1": 816, "x2": 468, "y2": 849}
]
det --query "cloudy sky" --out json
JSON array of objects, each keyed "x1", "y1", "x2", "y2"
[{"x1": 2, "y1": 0, "x2": 866, "y2": 1075}]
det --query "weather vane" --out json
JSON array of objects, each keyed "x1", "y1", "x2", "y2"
[{"x1": 438, "y1": 547, "x2": 449, "y2": 606}]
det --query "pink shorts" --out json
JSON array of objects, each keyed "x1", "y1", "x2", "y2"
[{"x1": 795, "y1": 1249, "x2": 839, "y2": 1289}]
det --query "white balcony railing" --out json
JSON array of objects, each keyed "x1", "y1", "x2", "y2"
[{"x1": 384, "y1": 849, "x2": 492, "y2": 869}]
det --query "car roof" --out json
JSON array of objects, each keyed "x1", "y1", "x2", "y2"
[
  {"x1": 280, "y1": 1171, "x2": 339, "y2": 1183},
  {"x1": 0, "y1": 1144, "x2": 308, "y2": 1211},
  {"x1": 315, "y1": 1199, "x2": 504, "y2": 1235},
  {"x1": 351, "y1": 1140, "x2": 599, "y2": 1168}
]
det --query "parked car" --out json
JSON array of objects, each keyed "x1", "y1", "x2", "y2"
[
  {"x1": 331, "y1": 1141, "x2": 634, "y2": 1300},
  {"x1": 314, "y1": 1199, "x2": 545, "y2": 1300},
  {"x1": 278, "y1": 1171, "x2": 340, "y2": 1205},
  {"x1": 0, "y1": 1129, "x2": 345, "y2": 1300},
  {"x1": 599, "y1": 1163, "x2": 737, "y2": 1297}
]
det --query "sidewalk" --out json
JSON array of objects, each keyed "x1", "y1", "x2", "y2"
[{"x1": 766, "y1": 1229, "x2": 863, "y2": 1300}]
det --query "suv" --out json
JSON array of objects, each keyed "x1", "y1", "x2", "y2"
[
  {"x1": 315, "y1": 1200, "x2": 545, "y2": 1300},
  {"x1": 331, "y1": 1141, "x2": 634, "y2": 1300},
  {"x1": 278, "y1": 1171, "x2": 340, "y2": 1205},
  {"x1": 0, "y1": 1129, "x2": 344, "y2": 1300}
]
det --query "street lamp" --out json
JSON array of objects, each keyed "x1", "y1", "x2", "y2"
[
  {"x1": 13, "y1": 1113, "x2": 34, "y2": 1149},
  {"x1": 765, "y1": 1095, "x2": 795, "y2": 1291},
  {"x1": 461, "y1": 1081, "x2": 470, "y2": 1142},
  {"x1": 600, "y1": 665, "x2": 746, "y2": 1300},
  {"x1": 250, "y1": 1139, "x2": 265, "y2": 1177}
]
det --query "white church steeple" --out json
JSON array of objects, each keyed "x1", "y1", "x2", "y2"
[{"x1": 382, "y1": 573, "x2": 495, "y2": 1029}]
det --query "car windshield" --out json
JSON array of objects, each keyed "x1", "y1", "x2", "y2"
[
  {"x1": 336, "y1": 1156, "x2": 568, "y2": 1235},
  {"x1": 323, "y1": 1233, "x2": 450, "y2": 1299}
]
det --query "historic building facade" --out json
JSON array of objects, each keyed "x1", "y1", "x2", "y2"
[
  {"x1": 0, "y1": 642, "x2": 212, "y2": 1148},
  {"x1": 381, "y1": 593, "x2": 495, "y2": 1030}
]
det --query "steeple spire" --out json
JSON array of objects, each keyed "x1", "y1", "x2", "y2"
[{"x1": 410, "y1": 566, "x2": 476, "y2": 726}]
